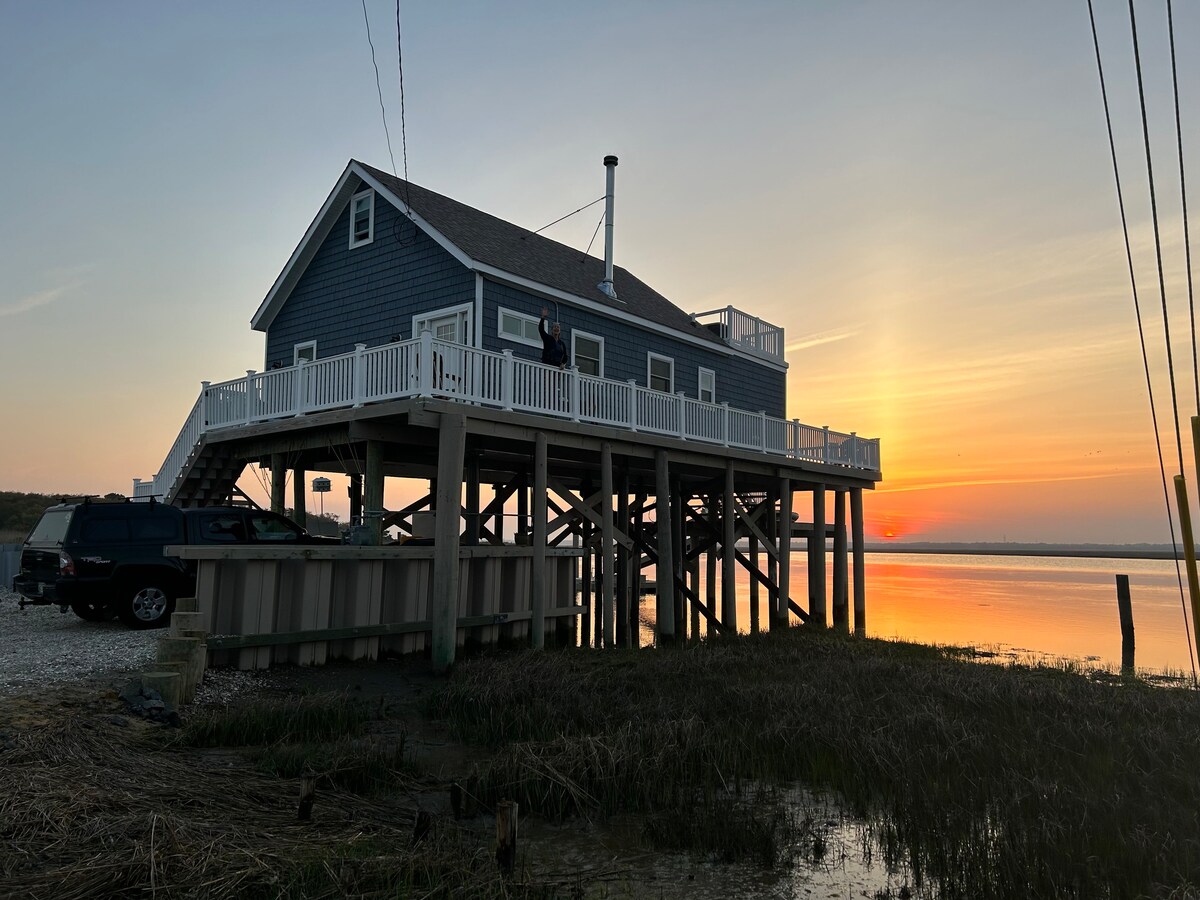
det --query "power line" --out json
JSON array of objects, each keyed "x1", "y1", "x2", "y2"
[
  {"x1": 395, "y1": 0, "x2": 413, "y2": 212},
  {"x1": 361, "y1": 0, "x2": 398, "y2": 177},
  {"x1": 1166, "y1": 0, "x2": 1199, "y2": 412},
  {"x1": 1087, "y1": 0, "x2": 1195, "y2": 679}
]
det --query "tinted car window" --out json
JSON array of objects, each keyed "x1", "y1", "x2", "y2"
[
  {"x1": 198, "y1": 515, "x2": 248, "y2": 542},
  {"x1": 81, "y1": 518, "x2": 130, "y2": 543},
  {"x1": 130, "y1": 514, "x2": 183, "y2": 542},
  {"x1": 28, "y1": 509, "x2": 72, "y2": 544},
  {"x1": 249, "y1": 514, "x2": 301, "y2": 542}
]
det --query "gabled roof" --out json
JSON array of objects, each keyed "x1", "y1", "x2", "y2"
[{"x1": 251, "y1": 159, "x2": 742, "y2": 357}]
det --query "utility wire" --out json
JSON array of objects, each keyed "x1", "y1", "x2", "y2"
[
  {"x1": 395, "y1": 0, "x2": 413, "y2": 212},
  {"x1": 1128, "y1": 0, "x2": 1185, "y2": 476},
  {"x1": 1166, "y1": 0, "x2": 1199, "y2": 412},
  {"x1": 1087, "y1": 0, "x2": 1195, "y2": 679},
  {"x1": 584, "y1": 208, "x2": 607, "y2": 258},
  {"x1": 362, "y1": 0, "x2": 398, "y2": 177},
  {"x1": 533, "y1": 196, "x2": 605, "y2": 235}
]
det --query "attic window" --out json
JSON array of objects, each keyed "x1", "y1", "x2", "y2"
[{"x1": 349, "y1": 189, "x2": 375, "y2": 248}]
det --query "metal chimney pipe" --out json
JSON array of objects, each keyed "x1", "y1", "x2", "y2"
[{"x1": 598, "y1": 155, "x2": 618, "y2": 300}]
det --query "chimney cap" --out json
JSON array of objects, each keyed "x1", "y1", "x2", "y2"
[{"x1": 603, "y1": 155, "x2": 619, "y2": 167}]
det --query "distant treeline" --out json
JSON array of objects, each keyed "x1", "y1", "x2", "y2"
[{"x1": 0, "y1": 491, "x2": 72, "y2": 539}]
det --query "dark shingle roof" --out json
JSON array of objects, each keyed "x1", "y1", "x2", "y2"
[{"x1": 355, "y1": 161, "x2": 724, "y2": 347}]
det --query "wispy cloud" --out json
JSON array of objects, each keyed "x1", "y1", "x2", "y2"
[
  {"x1": 0, "y1": 284, "x2": 74, "y2": 318},
  {"x1": 876, "y1": 471, "x2": 1126, "y2": 494},
  {"x1": 785, "y1": 327, "x2": 857, "y2": 354}
]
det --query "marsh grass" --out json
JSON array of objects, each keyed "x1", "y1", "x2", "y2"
[
  {"x1": 429, "y1": 627, "x2": 1200, "y2": 898},
  {"x1": 254, "y1": 734, "x2": 411, "y2": 795},
  {"x1": 174, "y1": 691, "x2": 380, "y2": 747}
]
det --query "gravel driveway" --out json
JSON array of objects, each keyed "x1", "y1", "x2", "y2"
[{"x1": 0, "y1": 587, "x2": 158, "y2": 696}]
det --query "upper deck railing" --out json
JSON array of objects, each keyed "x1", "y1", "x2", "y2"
[
  {"x1": 690, "y1": 306, "x2": 785, "y2": 362},
  {"x1": 133, "y1": 331, "x2": 880, "y2": 501}
]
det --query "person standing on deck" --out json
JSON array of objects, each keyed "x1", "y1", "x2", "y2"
[{"x1": 539, "y1": 307, "x2": 569, "y2": 369}]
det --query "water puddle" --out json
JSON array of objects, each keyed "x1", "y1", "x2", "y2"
[{"x1": 518, "y1": 788, "x2": 920, "y2": 899}]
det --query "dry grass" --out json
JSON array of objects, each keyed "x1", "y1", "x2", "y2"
[{"x1": 429, "y1": 627, "x2": 1200, "y2": 899}]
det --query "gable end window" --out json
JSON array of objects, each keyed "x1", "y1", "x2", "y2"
[
  {"x1": 349, "y1": 189, "x2": 375, "y2": 248},
  {"x1": 573, "y1": 331, "x2": 604, "y2": 377},
  {"x1": 648, "y1": 353, "x2": 674, "y2": 393},
  {"x1": 698, "y1": 367, "x2": 716, "y2": 404},
  {"x1": 497, "y1": 308, "x2": 542, "y2": 347}
]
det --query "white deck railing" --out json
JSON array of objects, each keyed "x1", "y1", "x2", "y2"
[
  {"x1": 691, "y1": 306, "x2": 785, "y2": 362},
  {"x1": 133, "y1": 331, "x2": 880, "y2": 500}
]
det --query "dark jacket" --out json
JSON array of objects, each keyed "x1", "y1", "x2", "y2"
[{"x1": 539, "y1": 317, "x2": 569, "y2": 368}]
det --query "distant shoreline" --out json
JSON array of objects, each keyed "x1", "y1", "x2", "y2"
[{"x1": 863, "y1": 544, "x2": 1181, "y2": 561}]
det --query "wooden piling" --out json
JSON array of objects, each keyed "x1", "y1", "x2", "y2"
[
  {"x1": 601, "y1": 442, "x2": 615, "y2": 647},
  {"x1": 293, "y1": 465, "x2": 306, "y2": 528},
  {"x1": 532, "y1": 432, "x2": 548, "y2": 650},
  {"x1": 495, "y1": 799, "x2": 518, "y2": 876},
  {"x1": 364, "y1": 439, "x2": 384, "y2": 545},
  {"x1": 851, "y1": 487, "x2": 866, "y2": 636},
  {"x1": 270, "y1": 453, "x2": 286, "y2": 514},
  {"x1": 654, "y1": 450, "x2": 675, "y2": 644},
  {"x1": 832, "y1": 489, "x2": 848, "y2": 632},
  {"x1": 432, "y1": 413, "x2": 466, "y2": 672},
  {"x1": 809, "y1": 486, "x2": 826, "y2": 627},
  {"x1": 616, "y1": 469, "x2": 630, "y2": 647},
  {"x1": 1115, "y1": 574, "x2": 1135, "y2": 674},
  {"x1": 776, "y1": 478, "x2": 792, "y2": 630},
  {"x1": 723, "y1": 461, "x2": 737, "y2": 633}
]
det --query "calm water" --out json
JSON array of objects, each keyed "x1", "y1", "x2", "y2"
[{"x1": 633, "y1": 553, "x2": 1197, "y2": 675}]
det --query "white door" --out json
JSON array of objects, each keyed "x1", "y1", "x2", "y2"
[{"x1": 413, "y1": 304, "x2": 472, "y2": 392}]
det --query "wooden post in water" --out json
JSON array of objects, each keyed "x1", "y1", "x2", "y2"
[
  {"x1": 1115, "y1": 574, "x2": 1135, "y2": 674},
  {"x1": 723, "y1": 461, "x2": 738, "y2": 633},
  {"x1": 495, "y1": 799, "x2": 518, "y2": 876},
  {"x1": 432, "y1": 414, "x2": 466, "y2": 673},
  {"x1": 654, "y1": 450, "x2": 675, "y2": 645},
  {"x1": 749, "y1": 527, "x2": 760, "y2": 634},
  {"x1": 532, "y1": 433, "x2": 548, "y2": 650},
  {"x1": 776, "y1": 478, "x2": 792, "y2": 630},
  {"x1": 832, "y1": 489, "x2": 849, "y2": 632},
  {"x1": 809, "y1": 485, "x2": 826, "y2": 627},
  {"x1": 851, "y1": 488, "x2": 866, "y2": 636}
]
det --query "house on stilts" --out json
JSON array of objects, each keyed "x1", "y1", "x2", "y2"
[{"x1": 134, "y1": 156, "x2": 882, "y2": 671}]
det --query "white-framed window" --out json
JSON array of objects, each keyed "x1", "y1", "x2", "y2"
[
  {"x1": 293, "y1": 341, "x2": 317, "y2": 365},
  {"x1": 647, "y1": 352, "x2": 674, "y2": 393},
  {"x1": 698, "y1": 367, "x2": 716, "y2": 403},
  {"x1": 572, "y1": 330, "x2": 604, "y2": 377},
  {"x1": 497, "y1": 308, "x2": 542, "y2": 347},
  {"x1": 413, "y1": 302, "x2": 474, "y2": 346},
  {"x1": 349, "y1": 189, "x2": 375, "y2": 248}
]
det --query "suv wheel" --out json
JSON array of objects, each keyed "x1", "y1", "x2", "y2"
[
  {"x1": 117, "y1": 584, "x2": 175, "y2": 630},
  {"x1": 70, "y1": 601, "x2": 115, "y2": 622}
]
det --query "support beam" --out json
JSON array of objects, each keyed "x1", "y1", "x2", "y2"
[
  {"x1": 293, "y1": 466, "x2": 307, "y2": 529},
  {"x1": 654, "y1": 450, "x2": 675, "y2": 645},
  {"x1": 706, "y1": 495, "x2": 718, "y2": 638},
  {"x1": 601, "y1": 442, "x2": 615, "y2": 648},
  {"x1": 270, "y1": 453, "x2": 286, "y2": 514},
  {"x1": 432, "y1": 414, "x2": 466, "y2": 672},
  {"x1": 532, "y1": 433, "x2": 548, "y2": 650},
  {"x1": 348, "y1": 474, "x2": 363, "y2": 526},
  {"x1": 722, "y1": 461, "x2": 737, "y2": 633},
  {"x1": 851, "y1": 487, "x2": 866, "y2": 636},
  {"x1": 809, "y1": 486, "x2": 826, "y2": 627},
  {"x1": 775, "y1": 478, "x2": 792, "y2": 630},
  {"x1": 517, "y1": 475, "x2": 529, "y2": 543},
  {"x1": 465, "y1": 449, "x2": 481, "y2": 546},
  {"x1": 832, "y1": 489, "x2": 849, "y2": 632},
  {"x1": 616, "y1": 468, "x2": 630, "y2": 647},
  {"x1": 364, "y1": 440, "x2": 385, "y2": 546}
]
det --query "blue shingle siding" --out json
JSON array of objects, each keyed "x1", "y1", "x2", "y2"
[
  {"x1": 481, "y1": 280, "x2": 786, "y2": 417},
  {"x1": 265, "y1": 188, "x2": 475, "y2": 366}
]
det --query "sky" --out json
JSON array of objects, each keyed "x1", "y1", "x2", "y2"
[{"x1": 3, "y1": 1, "x2": 1200, "y2": 544}]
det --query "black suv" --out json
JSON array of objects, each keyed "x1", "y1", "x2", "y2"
[{"x1": 12, "y1": 499, "x2": 337, "y2": 629}]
